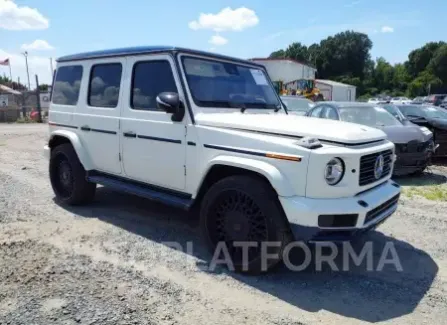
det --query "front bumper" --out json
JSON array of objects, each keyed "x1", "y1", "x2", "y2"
[
  {"x1": 279, "y1": 180, "x2": 401, "y2": 242},
  {"x1": 393, "y1": 151, "x2": 431, "y2": 176}
]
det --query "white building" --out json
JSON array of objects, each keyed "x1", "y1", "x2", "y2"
[
  {"x1": 315, "y1": 79, "x2": 356, "y2": 102},
  {"x1": 250, "y1": 58, "x2": 317, "y2": 83}
]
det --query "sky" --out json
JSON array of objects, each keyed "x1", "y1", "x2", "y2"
[{"x1": 1, "y1": 0, "x2": 446, "y2": 87}]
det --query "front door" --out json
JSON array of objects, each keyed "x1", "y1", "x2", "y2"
[{"x1": 120, "y1": 54, "x2": 187, "y2": 191}]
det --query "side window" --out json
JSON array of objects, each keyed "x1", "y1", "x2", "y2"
[
  {"x1": 131, "y1": 60, "x2": 178, "y2": 111},
  {"x1": 52, "y1": 65, "x2": 83, "y2": 105},
  {"x1": 309, "y1": 106, "x2": 323, "y2": 117},
  {"x1": 401, "y1": 106, "x2": 422, "y2": 117},
  {"x1": 384, "y1": 105, "x2": 400, "y2": 119},
  {"x1": 88, "y1": 63, "x2": 122, "y2": 108},
  {"x1": 322, "y1": 107, "x2": 339, "y2": 120}
]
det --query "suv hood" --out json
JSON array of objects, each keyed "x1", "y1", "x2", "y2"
[{"x1": 196, "y1": 112, "x2": 386, "y2": 145}]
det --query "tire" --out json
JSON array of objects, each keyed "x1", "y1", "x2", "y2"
[
  {"x1": 411, "y1": 167, "x2": 426, "y2": 176},
  {"x1": 49, "y1": 143, "x2": 96, "y2": 205},
  {"x1": 200, "y1": 175, "x2": 292, "y2": 274}
]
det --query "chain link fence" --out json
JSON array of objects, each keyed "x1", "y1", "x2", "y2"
[{"x1": 0, "y1": 86, "x2": 49, "y2": 123}]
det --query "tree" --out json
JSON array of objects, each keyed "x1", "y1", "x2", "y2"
[
  {"x1": 392, "y1": 63, "x2": 410, "y2": 93},
  {"x1": 316, "y1": 31, "x2": 372, "y2": 80},
  {"x1": 268, "y1": 33, "x2": 446, "y2": 98},
  {"x1": 269, "y1": 49, "x2": 285, "y2": 59},
  {"x1": 0, "y1": 76, "x2": 27, "y2": 91},
  {"x1": 373, "y1": 57, "x2": 394, "y2": 91},
  {"x1": 284, "y1": 42, "x2": 309, "y2": 63},
  {"x1": 406, "y1": 42, "x2": 446, "y2": 78},
  {"x1": 428, "y1": 44, "x2": 447, "y2": 85},
  {"x1": 38, "y1": 84, "x2": 50, "y2": 92},
  {"x1": 407, "y1": 71, "x2": 442, "y2": 97}
]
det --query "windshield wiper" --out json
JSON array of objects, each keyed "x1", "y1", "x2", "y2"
[
  {"x1": 228, "y1": 101, "x2": 247, "y2": 112},
  {"x1": 227, "y1": 101, "x2": 280, "y2": 112}
]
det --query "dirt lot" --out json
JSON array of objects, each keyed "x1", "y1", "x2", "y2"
[{"x1": 0, "y1": 123, "x2": 446, "y2": 325}]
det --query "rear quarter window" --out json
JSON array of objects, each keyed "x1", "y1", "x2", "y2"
[{"x1": 52, "y1": 65, "x2": 83, "y2": 105}]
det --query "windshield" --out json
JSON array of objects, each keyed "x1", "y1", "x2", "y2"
[
  {"x1": 422, "y1": 106, "x2": 447, "y2": 119},
  {"x1": 338, "y1": 106, "x2": 401, "y2": 127},
  {"x1": 398, "y1": 105, "x2": 447, "y2": 119},
  {"x1": 280, "y1": 97, "x2": 313, "y2": 112},
  {"x1": 382, "y1": 104, "x2": 407, "y2": 123},
  {"x1": 182, "y1": 56, "x2": 280, "y2": 109}
]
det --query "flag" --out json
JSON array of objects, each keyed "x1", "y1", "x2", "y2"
[{"x1": 0, "y1": 58, "x2": 10, "y2": 66}]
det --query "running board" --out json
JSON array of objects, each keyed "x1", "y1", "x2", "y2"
[{"x1": 86, "y1": 173, "x2": 193, "y2": 210}]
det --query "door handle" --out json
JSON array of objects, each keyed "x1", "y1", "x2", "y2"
[
  {"x1": 123, "y1": 131, "x2": 137, "y2": 138},
  {"x1": 80, "y1": 125, "x2": 91, "y2": 131}
]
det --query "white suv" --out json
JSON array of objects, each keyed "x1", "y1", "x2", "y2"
[{"x1": 44, "y1": 46, "x2": 401, "y2": 273}]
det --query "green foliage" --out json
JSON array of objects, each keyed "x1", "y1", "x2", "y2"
[
  {"x1": 269, "y1": 32, "x2": 447, "y2": 98},
  {"x1": 38, "y1": 84, "x2": 50, "y2": 92},
  {"x1": 0, "y1": 76, "x2": 27, "y2": 91},
  {"x1": 428, "y1": 44, "x2": 447, "y2": 84},
  {"x1": 406, "y1": 42, "x2": 446, "y2": 78},
  {"x1": 408, "y1": 71, "x2": 442, "y2": 97},
  {"x1": 284, "y1": 42, "x2": 309, "y2": 62},
  {"x1": 269, "y1": 49, "x2": 285, "y2": 58},
  {"x1": 15, "y1": 117, "x2": 37, "y2": 124}
]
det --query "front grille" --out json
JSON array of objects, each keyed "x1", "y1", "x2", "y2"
[
  {"x1": 364, "y1": 194, "x2": 400, "y2": 225},
  {"x1": 359, "y1": 149, "x2": 393, "y2": 186}
]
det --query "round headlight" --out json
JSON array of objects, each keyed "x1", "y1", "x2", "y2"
[{"x1": 324, "y1": 158, "x2": 345, "y2": 185}]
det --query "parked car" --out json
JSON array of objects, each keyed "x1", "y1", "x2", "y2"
[
  {"x1": 380, "y1": 104, "x2": 434, "y2": 136},
  {"x1": 440, "y1": 97, "x2": 447, "y2": 109},
  {"x1": 44, "y1": 46, "x2": 400, "y2": 273},
  {"x1": 390, "y1": 97, "x2": 411, "y2": 105},
  {"x1": 280, "y1": 96, "x2": 314, "y2": 116},
  {"x1": 411, "y1": 96, "x2": 425, "y2": 105},
  {"x1": 395, "y1": 104, "x2": 447, "y2": 156},
  {"x1": 306, "y1": 102, "x2": 435, "y2": 175},
  {"x1": 424, "y1": 94, "x2": 446, "y2": 106},
  {"x1": 368, "y1": 97, "x2": 389, "y2": 104}
]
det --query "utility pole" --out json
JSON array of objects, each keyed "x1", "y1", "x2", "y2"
[
  {"x1": 22, "y1": 51, "x2": 31, "y2": 90},
  {"x1": 49, "y1": 57, "x2": 54, "y2": 76},
  {"x1": 35, "y1": 75, "x2": 43, "y2": 123}
]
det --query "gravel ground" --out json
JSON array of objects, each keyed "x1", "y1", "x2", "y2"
[{"x1": 0, "y1": 123, "x2": 446, "y2": 325}]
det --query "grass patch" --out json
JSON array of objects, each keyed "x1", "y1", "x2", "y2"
[
  {"x1": 15, "y1": 117, "x2": 37, "y2": 124},
  {"x1": 403, "y1": 185, "x2": 447, "y2": 201}
]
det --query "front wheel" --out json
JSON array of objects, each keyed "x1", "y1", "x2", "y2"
[
  {"x1": 49, "y1": 143, "x2": 96, "y2": 205},
  {"x1": 200, "y1": 175, "x2": 292, "y2": 274}
]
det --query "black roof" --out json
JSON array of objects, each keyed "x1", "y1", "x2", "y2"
[{"x1": 57, "y1": 46, "x2": 262, "y2": 67}]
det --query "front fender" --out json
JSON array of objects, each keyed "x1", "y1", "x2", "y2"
[
  {"x1": 49, "y1": 130, "x2": 93, "y2": 170},
  {"x1": 199, "y1": 155, "x2": 296, "y2": 197}
]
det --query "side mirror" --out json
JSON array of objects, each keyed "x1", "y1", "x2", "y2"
[{"x1": 156, "y1": 92, "x2": 185, "y2": 122}]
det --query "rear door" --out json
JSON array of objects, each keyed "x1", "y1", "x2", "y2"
[{"x1": 74, "y1": 58, "x2": 125, "y2": 175}]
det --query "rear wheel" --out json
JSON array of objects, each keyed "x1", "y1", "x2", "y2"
[
  {"x1": 49, "y1": 143, "x2": 96, "y2": 205},
  {"x1": 200, "y1": 175, "x2": 292, "y2": 274}
]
